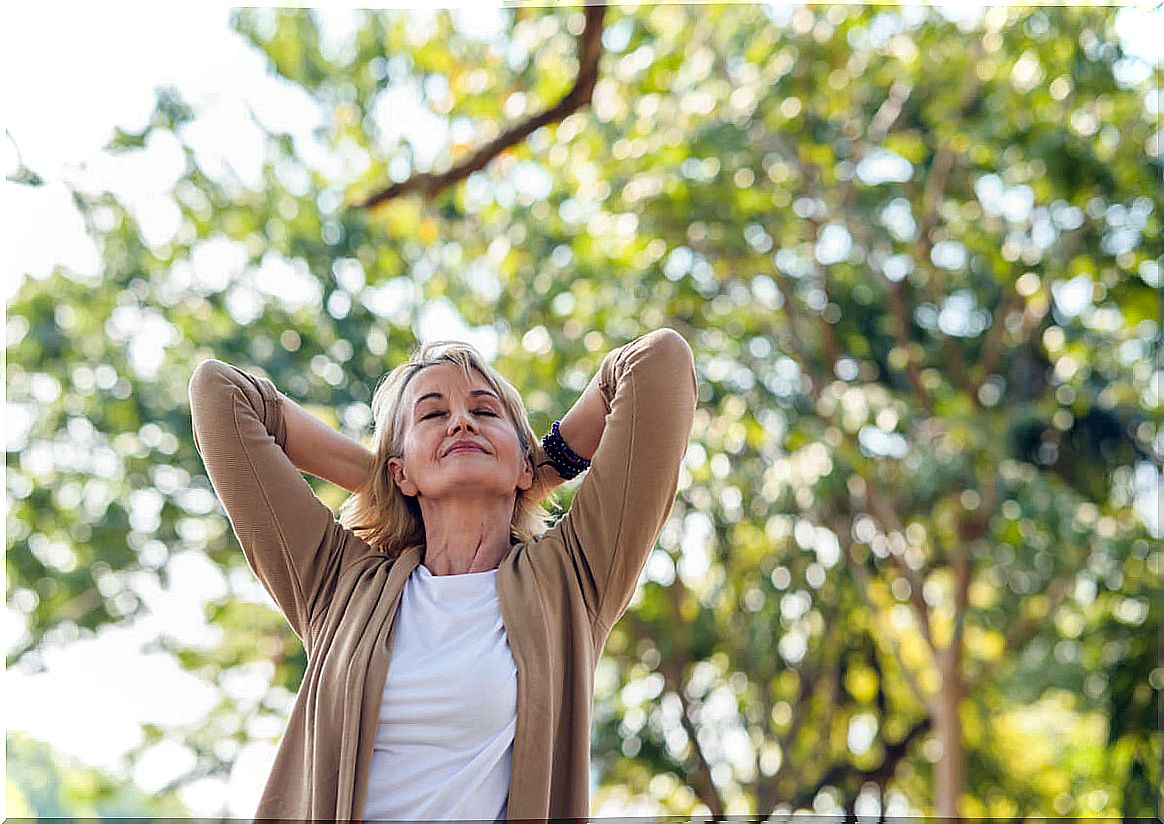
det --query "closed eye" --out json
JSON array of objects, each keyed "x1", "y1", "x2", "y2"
[{"x1": 422, "y1": 410, "x2": 498, "y2": 420}]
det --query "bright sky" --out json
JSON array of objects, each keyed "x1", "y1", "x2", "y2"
[{"x1": 2, "y1": 1, "x2": 1162, "y2": 820}]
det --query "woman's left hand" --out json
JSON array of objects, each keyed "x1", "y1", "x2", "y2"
[{"x1": 527, "y1": 439, "x2": 567, "y2": 502}]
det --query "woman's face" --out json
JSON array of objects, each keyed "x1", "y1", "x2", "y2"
[{"x1": 387, "y1": 363, "x2": 534, "y2": 502}]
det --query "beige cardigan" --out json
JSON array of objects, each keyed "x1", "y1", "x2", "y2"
[{"x1": 187, "y1": 328, "x2": 697, "y2": 821}]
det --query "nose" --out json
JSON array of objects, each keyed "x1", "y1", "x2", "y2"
[{"x1": 447, "y1": 408, "x2": 477, "y2": 435}]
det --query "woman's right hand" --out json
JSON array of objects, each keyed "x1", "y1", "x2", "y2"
[{"x1": 281, "y1": 391, "x2": 376, "y2": 494}]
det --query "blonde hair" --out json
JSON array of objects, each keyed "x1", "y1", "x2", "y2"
[{"x1": 337, "y1": 339, "x2": 552, "y2": 557}]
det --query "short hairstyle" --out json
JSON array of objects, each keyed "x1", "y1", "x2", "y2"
[{"x1": 338, "y1": 339, "x2": 552, "y2": 557}]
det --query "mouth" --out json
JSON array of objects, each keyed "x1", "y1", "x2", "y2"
[{"x1": 446, "y1": 445, "x2": 486, "y2": 456}]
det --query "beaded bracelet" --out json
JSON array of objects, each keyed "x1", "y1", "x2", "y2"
[{"x1": 538, "y1": 419, "x2": 592, "y2": 480}]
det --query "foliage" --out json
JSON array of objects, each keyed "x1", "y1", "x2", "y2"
[
  {"x1": 6, "y1": 4, "x2": 1159, "y2": 818},
  {"x1": 6, "y1": 731, "x2": 191, "y2": 817}
]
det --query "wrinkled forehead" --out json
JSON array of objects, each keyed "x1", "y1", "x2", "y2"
[{"x1": 406, "y1": 363, "x2": 497, "y2": 404}]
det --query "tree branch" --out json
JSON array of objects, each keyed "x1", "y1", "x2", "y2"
[
  {"x1": 765, "y1": 610, "x2": 843, "y2": 802},
  {"x1": 971, "y1": 286, "x2": 1023, "y2": 392},
  {"x1": 860, "y1": 480, "x2": 934, "y2": 649},
  {"x1": 882, "y1": 278, "x2": 935, "y2": 416},
  {"x1": 838, "y1": 528, "x2": 935, "y2": 712},
  {"x1": 950, "y1": 551, "x2": 971, "y2": 654},
  {"x1": 654, "y1": 579, "x2": 726, "y2": 817},
  {"x1": 908, "y1": 48, "x2": 984, "y2": 401},
  {"x1": 785, "y1": 716, "x2": 932, "y2": 810},
  {"x1": 965, "y1": 572, "x2": 1074, "y2": 693},
  {"x1": 800, "y1": 631, "x2": 845, "y2": 789},
  {"x1": 353, "y1": 5, "x2": 607, "y2": 209},
  {"x1": 944, "y1": 475, "x2": 998, "y2": 653},
  {"x1": 620, "y1": 605, "x2": 722, "y2": 815},
  {"x1": 867, "y1": 77, "x2": 913, "y2": 144},
  {"x1": 838, "y1": 141, "x2": 933, "y2": 416},
  {"x1": 769, "y1": 274, "x2": 827, "y2": 406},
  {"x1": 796, "y1": 158, "x2": 845, "y2": 372},
  {"x1": 829, "y1": 72, "x2": 928, "y2": 418}
]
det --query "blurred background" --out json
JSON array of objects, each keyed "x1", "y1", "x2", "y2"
[{"x1": 4, "y1": 2, "x2": 1161, "y2": 819}]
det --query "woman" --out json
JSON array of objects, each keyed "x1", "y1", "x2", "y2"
[{"x1": 187, "y1": 326, "x2": 697, "y2": 822}]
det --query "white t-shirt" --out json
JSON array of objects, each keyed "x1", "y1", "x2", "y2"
[{"x1": 361, "y1": 562, "x2": 518, "y2": 822}]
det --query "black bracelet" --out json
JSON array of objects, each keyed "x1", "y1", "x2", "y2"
[{"x1": 540, "y1": 419, "x2": 591, "y2": 480}]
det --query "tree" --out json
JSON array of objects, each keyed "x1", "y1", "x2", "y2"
[
  {"x1": 7, "y1": 4, "x2": 1159, "y2": 817},
  {"x1": 6, "y1": 731, "x2": 190, "y2": 818}
]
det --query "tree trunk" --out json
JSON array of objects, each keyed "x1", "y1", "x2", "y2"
[{"x1": 933, "y1": 648, "x2": 964, "y2": 817}]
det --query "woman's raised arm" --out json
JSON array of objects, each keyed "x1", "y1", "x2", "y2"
[
  {"x1": 544, "y1": 328, "x2": 698, "y2": 635},
  {"x1": 188, "y1": 359, "x2": 367, "y2": 647},
  {"x1": 280, "y1": 393, "x2": 375, "y2": 494}
]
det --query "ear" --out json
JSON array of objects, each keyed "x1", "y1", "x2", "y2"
[
  {"x1": 516, "y1": 448, "x2": 535, "y2": 492},
  {"x1": 387, "y1": 456, "x2": 418, "y2": 497}
]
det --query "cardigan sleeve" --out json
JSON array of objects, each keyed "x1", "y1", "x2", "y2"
[
  {"x1": 187, "y1": 358, "x2": 360, "y2": 646},
  {"x1": 548, "y1": 328, "x2": 698, "y2": 634}
]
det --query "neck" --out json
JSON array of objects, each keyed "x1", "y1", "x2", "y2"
[{"x1": 417, "y1": 494, "x2": 515, "y2": 575}]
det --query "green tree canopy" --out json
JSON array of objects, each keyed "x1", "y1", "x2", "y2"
[{"x1": 7, "y1": 4, "x2": 1159, "y2": 818}]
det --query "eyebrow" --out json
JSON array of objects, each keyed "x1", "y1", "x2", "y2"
[{"x1": 414, "y1": 389, "x2": 501, "y2": 412}]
